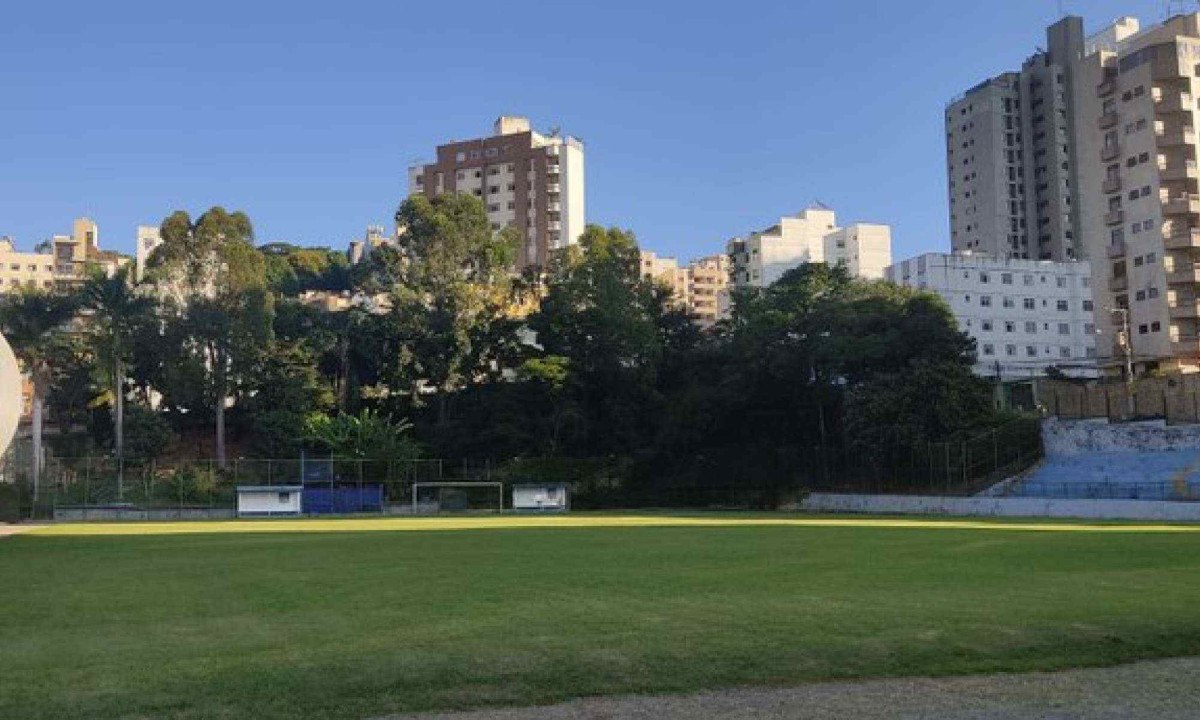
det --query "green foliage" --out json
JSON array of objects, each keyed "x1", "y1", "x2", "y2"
[{"x1": 303, "y1": 409, "x2": 420, "y2": 460}]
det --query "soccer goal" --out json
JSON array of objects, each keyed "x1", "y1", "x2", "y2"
[{"x1": 411, "y1": 482, "x2": 504, "y2": 514}]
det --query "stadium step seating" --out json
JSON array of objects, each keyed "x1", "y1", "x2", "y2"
[{"x1": 992, "y1": 449, "x2": 1200, "y2": 501}]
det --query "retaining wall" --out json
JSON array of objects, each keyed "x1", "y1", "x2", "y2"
[
  {"x1": 799, "y1": 492, "x2": 1200, "y2": 521},
  {"x1": 1042, "y1": 417, "x2": 1200, "y2": 456},
  {"x1": 52, "y1": 507, "x2": 236, "y2": 522}
]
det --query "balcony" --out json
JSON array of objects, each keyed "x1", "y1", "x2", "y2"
[
  {"x1": 547, "y1": 220, "x2": 561, "y2": 232},
  {"x1": 547, "y1": 201, "x2": 561, "y2": 213},
  {"x1": 1098, "y1": 79, "x2": 1116, "y2": 96},
  {"x1": 546, "y1": 182, "x2": 560, "y2": 194},
  {"x1": 1155, "y1": 126, "x2": 1197, "y2": 147},
  {"x1": 1161, "y1": 161, "x2": 1199, "y2": 181},
  {"x1": 1172, "y1": 337, "x2": 1200, "y2": 356},
  {"x1": 1099, "y1": 111, "x2": 1118, "y2": 129},
  {"x1": 1170, "y1": 300, "x2": 1200, "y2": 319},
  {"x1": 1164, "y1": 195, "x2": 1200, "y2": 215},
  {"x1": 1110, "y1": 274, "x2": 1128, "y2": 292},
  {"x1": 1101, "y1": 143, "x2": 1121, "y2": 161},
  {"x1": 1168, "y1": 265, "x2": 1200, "y2": 284},
  {"x1": 1103, "y1": 176, "x2": 1122, "y2": 194},
  {"x1": 1156, "y1": 92, "x2": 1195, "y2": 113},
  {"x1": 1107, "y1": 239, "x2": 1127, "y2": 258},
  {"x1": 1105, "y1": 209, "x2": 1125, "y2": 225},
  {"x1": 1165, "y1": 228, "x2": 1200, "y2": 249},
  {"x1": 546, "y1": 162, "x2": 560, "y2": 175}
]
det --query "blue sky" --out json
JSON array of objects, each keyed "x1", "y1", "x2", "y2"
[{"x1": 0, "y1": 0, "x2": 1177, "y2": 262}]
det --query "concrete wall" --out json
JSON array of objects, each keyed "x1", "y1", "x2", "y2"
[
  {"x1": 799, "y1": 492, "x2": 1200, "y2": 521},
  {"x1": 1042, "y1": 416, "x2": 1200, "y2": 455}
]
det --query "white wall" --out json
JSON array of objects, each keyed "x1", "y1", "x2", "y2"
[
  {"x1": 0, "y1": 331, "x2": 20, "y2": 459},
  {"x1": 237, "y1": 489, "x2": 302, "y2": 516},
  {"x1": 560, "y1": 139, "x2": 586, "y2": 247},
  {"x1": 799, "y1": 492, "x2": 1200, "y2": 520}
]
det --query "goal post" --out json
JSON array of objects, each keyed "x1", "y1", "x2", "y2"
[{"x1": 411, "y1": 482, "x2": 504, "y2": 514}]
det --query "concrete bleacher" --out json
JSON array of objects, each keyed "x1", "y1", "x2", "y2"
[
  {"x1": 993, "y1": 450, "x2": 1200, "y2": 500},
  {"x1": 986, "y1": 418, "x2": 1200, "y2": 501}
]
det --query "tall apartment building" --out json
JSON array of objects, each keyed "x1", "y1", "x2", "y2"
[
  {"x1": 1071, "y1": 13, "x2": 1200, "y2": 373},
  {"x1": 407, "y1": 116, "x2": 585, "y2": 268},
  {"x1": 946, "y1": 17, "x2": 1129, "y2": 260},
  {"x1": 639, "y1": 251, "x2": 691, "y2": 308},
  {"x1": 638, "y1": 251, "x2": 729, "y2": 327},
  {"x1": 686, "y1": 254, "x2": 729, "y2": 327},
  {"x1": 885, "y1": 253, "x2": 1098, "y2": 379},
  {"x1": 726, "y1": 207, "x2": 892, "y2": 288},
  {"x1": 1, "y1": 218, "x2": 128, "y2": 294}
]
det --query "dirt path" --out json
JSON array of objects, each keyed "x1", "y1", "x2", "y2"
[
  {"x1": 0, "y1": 525, "x2": 40, "y2": 539},
  {"x1": 387, "y1": 656, "x2": 1200, "y2": 720}
]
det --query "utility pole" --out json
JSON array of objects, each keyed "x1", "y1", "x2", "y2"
[{"x1": 1111, "y1": 307, "x2": 1135, "y2": 416}]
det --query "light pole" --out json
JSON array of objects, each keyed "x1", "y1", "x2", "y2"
[{"x1": 1108, "y1": 306, "x2": 1135, "y2": 416}]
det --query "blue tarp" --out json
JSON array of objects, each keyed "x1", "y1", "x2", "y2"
[{"x1": 302, "y1": 485, "x2": 384, "y2": 514}]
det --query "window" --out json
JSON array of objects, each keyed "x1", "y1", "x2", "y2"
[
  {"x1": 1023, "y1": 298, "x2": 1036, "y2": 310},
  {"x1": 1002, "y1": 297, "x2": 1015, "y2": 308},
  {"x1": 1056, "y1": 300, "x2": 1069, "y2": 311},
  {"x1": 1001, "y1": 273, "x2": 1013, "y2": 285},
  {"x1": 278, "y1": 492, "x2": 290, "y2": 503},
  {"x1": 1085, "y1": 323, "x2": 1096, "y2": 335},
  {"x1": 1149, "y1": 287, "x2": 1159, "y2": 299},
  {"x1": 1060, "y1": 347, "x2": 1072, "y2": 358},
  {"x1": 983, "y1": 344, "x2": 995, "y2": 356},
  {"x1": 455, "y1": 151, "x2": 466, "y2": 162},
  {"x1": 1056, "y1": 276, "x2": 1067, "y2": 288},
  {"x1": 1139, "y1": 324, "x2": 1149, "y2": 334},
  {"x1": 1058, "y1": 323, "x2": 1070, "y2": 335},
  {"x1": 980, "y1": 295, "x2": 992, "y2": 307},
  {"x1": 456, "y1": 171, "x2": 464, "y2": 180},
  {"x1": 982, "y1": 320, "x2": 994, "y2": 332},
  {"x1": 488, "y1": 185, "x2": 499, "y2": 194},
  {"x1": 1024, "y1": 274, "x2": 1034, "y2": 286},
  {"x1": 1026, "y1": 346, "x2": 1038, "y2": 357},
  {"x1": 1147, "y1": 252, "x2": 1157, "y2": 264},
  {"x1": 980, "y1": 272, "x2": 989, "y2": 283},
  {"x1": 1005, "y1": 321, "x2": 1016, "y2": 333},
  {"x1": 1025, "y1": 321, "x2": 1037, "y2": 334},
  {"x1": 1135, "y1": 290, "x2": 1146, "y2": 301},
  {"x1": 1134, "y1": 256, "x2": 1144, "y2": 267},
  {"x1": 1006, "y1": 344, "x2": 1017, "y2": 356},
  {"x1": 1083, "y1": 300, "x2": 1094, "y2": 311},
  {"x1": 1152, "y1": 321, "x2": 1162, "y2": 332}
]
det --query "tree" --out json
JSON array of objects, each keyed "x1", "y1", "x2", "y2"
[
  {"x1": 303, "y1": 409, "x2": 421, "y2": 461},
  {"x1": 80, "y1": 267, "x2": 155, "y2": 478},
  {"x1": 240, "y1": 341, "x2": 334, "y2": 457},
  {"x1": 148, "y1": 208, "x2": 273, "y2": 467},
  {"x1": 0, "y1": 289, "x2": 77, "y2": 495},
  {"x1": 388, "y1": 194, "x2": 520, "y2": 424}
]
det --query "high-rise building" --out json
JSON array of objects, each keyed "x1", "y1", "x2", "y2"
[
  {"x1": 1071, "y1": 12, "x2": 1200, "y2": 373},
  {"x1": 135, "y1": 225, "x2": 162, "y2": 282},
  {"x1": 639, "y1": 251, "x2": 691, "y2": 309},
  {"x1": 885, "y1": 253, "x2": 1098, "y2": 379},
  {"x1": 726, "y1": 207, "x2": 892, "y2": 288},
  {"x1": 946, "y1": 17, "x2": 1138, "y2": 261},
  {"x1": 407, "y1": 116, "x2": 585, "y2": 268}
]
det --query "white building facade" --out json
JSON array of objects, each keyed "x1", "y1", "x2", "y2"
[
  {"x1": 885, "y1": 253, "x2": 1098, "y2": 379},
  {"x1": 727, "y1": 207, "x2": 892, "y2": 288}
]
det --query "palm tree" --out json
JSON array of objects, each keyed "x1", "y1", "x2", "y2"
[
  {"x1": 0, "y1": 289, "x2": 78, "y2": 497},
  {"x1": 81, "y1": 268, "x2": 154, "y2": 494}
]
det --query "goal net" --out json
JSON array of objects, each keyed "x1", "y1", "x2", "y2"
[{"x1": 411, "y1": 482, "x2": 504, "y2": 514}]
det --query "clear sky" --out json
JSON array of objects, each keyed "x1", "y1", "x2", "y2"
[{"x1": 0, "y1": 0, "x2": 1180, "y2": 262}]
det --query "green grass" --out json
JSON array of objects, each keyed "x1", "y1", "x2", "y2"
[{"x1": 3, "y1": 514, "x2": 1200, "y2": 719}]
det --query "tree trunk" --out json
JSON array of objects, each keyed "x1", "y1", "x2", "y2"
[
  {"x1": 30, "y1": 378, "x2": 44, "y2": 501},
  {"x1": 215, "y1": 396, "x2": 226, "y2": 469},
  {"x1": 114, "y1": 358, "x2": 125, "y2": 500}
]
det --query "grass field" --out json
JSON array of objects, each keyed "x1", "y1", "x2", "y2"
[{"x1": 3, "y1": 514, "x2": 1200, "y2": 719}]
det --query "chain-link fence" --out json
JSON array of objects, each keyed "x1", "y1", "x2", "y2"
[{"x1": 0, "y1": 454, "x2": 446, "y2": 520}]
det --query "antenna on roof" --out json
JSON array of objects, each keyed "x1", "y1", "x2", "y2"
[
  {"x1": 812, "y1": 199, "x2": 833, "y2": 210},
  {"x1": 548, "y1": 125, "x2": 562, "y2": 138}
]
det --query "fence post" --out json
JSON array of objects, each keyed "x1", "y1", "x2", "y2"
[
  {"x1": 993, "y1": 429, "x2": 999, "y2": 475},
  {"x1": 944, "y1": 443, "x2": 951, "y2": 495}
]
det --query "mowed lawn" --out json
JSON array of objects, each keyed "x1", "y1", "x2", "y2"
[{"x1": 3, "y1": 515, "x2": 1200, "y2": 719}]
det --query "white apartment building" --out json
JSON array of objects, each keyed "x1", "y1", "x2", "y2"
[
  {"x1": 407, "y1": 116, "x2": 585, "y2": 269},
  {"x1": 726, "y1": 207, "x2": 893, "y2": 288},
  {"x1": 347, "y1": 225, "x2": 393, "y2": 265},
  {"x1": 1070, "y1": 12, "x2": 1200, "y2": 374},
  {"x1": 885, "y1": 253, "x2": 1098, "y2": 379}
]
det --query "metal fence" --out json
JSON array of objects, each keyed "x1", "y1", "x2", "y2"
[
  {"x1": 1, "y1": 456, "x2": 445, "y2": 520},
  {"x1": 1040, "y1": 376, "x2": 1200, "y2": 425}
]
